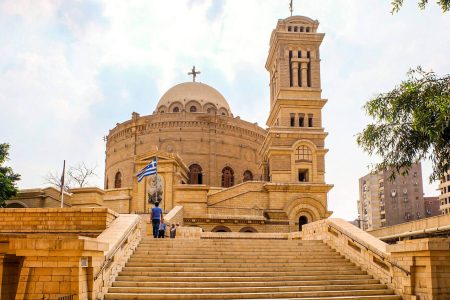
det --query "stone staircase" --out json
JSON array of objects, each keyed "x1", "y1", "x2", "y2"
[{"x1": 104, "y1": 238, "x2": 401, "y2": 300}]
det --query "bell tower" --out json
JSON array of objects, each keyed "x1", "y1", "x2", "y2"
[{"x1": 260, "y1": 16, "x2": 329, "y2": 185}]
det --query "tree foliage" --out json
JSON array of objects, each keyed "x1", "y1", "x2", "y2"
[
  {"x1": 391, "y1": 0, "x2": 450, "y2": 12},
  {"x1": 0, "y1": 143, "x2": 21, "y2": 206},
  {"x1": 357, "y1": 67, "x2": 450, "y2": 182},
  {"x1": 44, "y1": 162, "x2": 97, "y2": 190}
]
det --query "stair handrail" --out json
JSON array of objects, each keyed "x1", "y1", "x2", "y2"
[
  {"x1": 93, "y1": 216, "x2": 141, "y2": 280},
  {"x1": 327, "y1": 222, "x2": 411, "y2": 276}
]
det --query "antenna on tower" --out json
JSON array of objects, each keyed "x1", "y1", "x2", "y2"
[{"x1": 289, "y1": 0, "x2": 293, "y2": 16}]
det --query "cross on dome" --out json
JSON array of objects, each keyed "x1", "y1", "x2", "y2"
[{"x1": 188, "y1": 66, "x2": 201, "y2": 82}]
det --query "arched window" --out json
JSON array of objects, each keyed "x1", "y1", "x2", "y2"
[
  {"x1": 222, "y1": 167, "x2": 234, "y2": 188},
  {"x1": 114, "y1": 171, "x2": 122, "y2": 188},
  {"x1": 189, "y1": 164, "x2": 203, "y2": 184},
  {"x1": 190, "y1": 106, "x2": 197, "y2": 112},
  {"x1": 243, "y1": 170, "x2": 253, "y2": 182},
  {"x1": 173, "y1": 107, "x2": 180, "y2": 113},
  {"x1": 212, "y1": 226, "x2": 231, "y2": 232},
  {"x1": 239, "y1": 227, "x2": 257, "y2": 233},
  {"x1": 299, "y1": 215, "x2": 308, "y2": 231},
  {"x1": 295, "y1": 145, "x2": 312, "y2": 162}
]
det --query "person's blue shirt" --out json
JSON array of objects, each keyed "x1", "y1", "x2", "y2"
[{"x1": 152, "y1": 206, "x2": 163, "y2": 220}]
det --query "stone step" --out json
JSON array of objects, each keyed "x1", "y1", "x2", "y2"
[
  {"x1": 133, "y1": 249, "x2": 337, "y2": 255},
  {"x1": 119, "y1": 269, "x2": 369, "y2": 277},
  {"x1": 105, "y1": 238, "x2": 398, "y2": 300},
  {"x1": 104, "y1": 289, "x2": 398, "y2": 299},
  {"x1": 137, "y1": 241, "x2": 326, "y2": 246},
  {"x1": 132, "y1": 251, "x2": 341, "y2": 257},
  {"x1": 112, "y1": 278, "x2": 381, "y2": 288},
  {"x1": 126, "y1": 257, "x2": 350, "y2": 263},
  {"x1": 114, "y1": 274, "x2": 375, "y2": 283},
  {"x1": 124, "y1": 261, "x2": 356, "y2": 268},
  {"x1": 108, "y1": 283, "x2": 388, "y2": 294},
  {"x1": 139, "y1": 239, "x2": 324, "y2": 243},
  {"x1": 121, "y1": 265, "x2": 361, "y2": 272}
]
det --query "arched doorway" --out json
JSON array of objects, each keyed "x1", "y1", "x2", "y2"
[
  {"x1": 221, "y1": 167, "x2": 234, "y2": 188},
  {"x1": 189, "y1": 164, "x2": 203, "y2": 184},
  {"x1": 299, "y1": 215, "x2": 308, "y2": 231},
  {"x1": 243, "y1": 170, "x2": 253, "y2": 182}
]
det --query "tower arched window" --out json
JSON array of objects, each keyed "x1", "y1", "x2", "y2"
[
  {"x1": 295, "y1": 146, "x2": 312, "y2": 162},
  {"x1": 114, "y1": 171, "x2": 122, "y2": 188},
  {"x1": 189, "y1": 164, "x2": 203, "y2": 184},
  {"x1": 243, "y1": 170, "x2": 253, "y2": 182},
  {"x1": 190, "y1": 106, "x2": 197, "y2": 112},
  {"x1": 173, "y1": 107, "x2": 180, "y2": 113},
  {"x1": 222, "y1": 167, "x2": 234, "y2": 188}
]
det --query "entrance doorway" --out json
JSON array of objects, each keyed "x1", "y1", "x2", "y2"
[{"x1": 299, "y1": 216, "x2": 308, "y2": 231}]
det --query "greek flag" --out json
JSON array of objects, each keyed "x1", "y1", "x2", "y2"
[{"x1": 137, "y1": 158, "x2": 157, "y2": 183}]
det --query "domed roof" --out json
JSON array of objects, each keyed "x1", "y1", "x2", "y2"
[{"x1": 156, "y1": 82, "x2": 231, "y2": 114}]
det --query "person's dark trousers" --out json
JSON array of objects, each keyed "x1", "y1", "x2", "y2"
[
  {"x1": 152, "y1": 219, "x2": 160, "y2": 238},
  {"x1": 158, "y1": 230, "x2": 165, "y2": 238}
]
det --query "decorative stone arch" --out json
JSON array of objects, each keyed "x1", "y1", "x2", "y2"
[
  {"x1": 212, "y1": 225, "x2": 231, "y2": 232},
  {"x1": 203, "y1": 103, "x2": 217, "y2": 115},
  {"x1": 158, "y1": 105, "x2": 167, "y2": 113},
  {"x1": 186, "y1": 100, "x2": 202, "y2": 113},
  {"x1": 5, "y1": 200, "x2": 28, "y2": 208},
  {"x1": 291, "y1": 140, "x2": 318, "y2": 183},
  {"x1": 284, "y1": 196, "x2": 326, "y2": 224},
  {"x1": 168, "y1": 101, "x2": 184, "y2": 113},
  {"x1": 218, "y1": 107, "x2": 229, "y2": 116},
  {"x1": 239, "y1": 226, "x2": 258, "y2": 233}
]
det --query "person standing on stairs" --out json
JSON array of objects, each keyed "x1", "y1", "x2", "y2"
[
  {"x1": 150, "y1": 202, "x2": 163, "y2": 238},
  {"x1": 169, "y1": 223, "x2": 176, "y2": 238},
  {"x1": 158, "y1": 219, "x2": 167, "y2": 238}
]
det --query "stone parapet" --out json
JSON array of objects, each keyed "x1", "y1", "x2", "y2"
[
  {"x1": 0, "y1": 207, "x2": 118, "y2": 235},
  {"x1": 164, "y1": 205, "x2": 184, "y2": 226},
  {"x1": 368, "y1": 214, "x2": 450, "y2": 241},
  {"x1": 388, "y1": 238, "x2": 450, "y2": 300}
]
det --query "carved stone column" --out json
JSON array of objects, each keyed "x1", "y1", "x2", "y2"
[
  {"x1": 292, "y1": 62, "x2": 299, "y2": 87},
  {"x1": 301, "y1": 62, "x2": 308, "y2": 87}
]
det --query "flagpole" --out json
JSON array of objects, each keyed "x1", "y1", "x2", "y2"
[{"x1": 60, "y1": 160, "x2": 66, "y2": 208}]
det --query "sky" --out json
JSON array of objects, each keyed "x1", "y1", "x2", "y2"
[{"x1": 0, "y1": 0, "x2": 449, "y2": 220}]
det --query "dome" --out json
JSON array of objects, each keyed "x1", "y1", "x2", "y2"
[{"x1": 156, "y1": 82, "x2": 232, "y2": 116}]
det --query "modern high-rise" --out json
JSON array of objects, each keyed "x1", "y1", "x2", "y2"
[
  {"x1": 358, "y1": 162, "x2": 424, "y2": 230},
  {"x1": 439, "y1": 171, "x2": 450, "y2": 215}
]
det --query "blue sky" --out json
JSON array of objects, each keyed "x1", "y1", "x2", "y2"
[{"x1": 0, "y1": 0, "x2": 449, "y2": 220}]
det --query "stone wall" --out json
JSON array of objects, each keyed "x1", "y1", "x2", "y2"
[
  {"x1": 0, "y1": 208, "x2": 118, "y2": 235},
  {"x1": 0, "y1": 209, "x2": 141, "y2": 300}
]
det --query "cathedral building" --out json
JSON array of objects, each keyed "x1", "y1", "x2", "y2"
[{"x1": 11, "y1": 15, "x2": 333, "y2": 233}]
